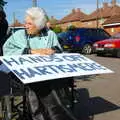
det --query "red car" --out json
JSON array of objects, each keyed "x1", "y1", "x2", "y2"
[{"x1": 93, "y1": 32, "x2": 120, "y2": 57}]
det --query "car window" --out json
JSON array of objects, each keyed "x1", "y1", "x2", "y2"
[
  {"x1": 98, "y1": 29, "x2": 111, "y2": 38},
  {"x1": 92, "y1": 29, "x2": 98, "y2": 37},
  {"x1": 94, "y1": 29, "x2": 101, "y2": 38},
  {"x1": 57, "y1": 32, "x2": 66, "y2": 38},
  {"x1": 83, "y1": 29, "x2": 93, "y2": 38}
]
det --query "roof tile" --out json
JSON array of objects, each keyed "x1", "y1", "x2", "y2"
[
  {"x1": 58, "y1": 8, "x2": 88, "y2": 24},
  {"x1": 82, "y1": 4, "x2": 120, "y2": 21}
]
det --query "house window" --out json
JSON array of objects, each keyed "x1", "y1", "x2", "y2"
[
  {"x1": 88, "y1": 22, "x2": 92, "y2": 25},
  {"x1": 111, "y1": 28, "x2": 114, "y2": 32}
]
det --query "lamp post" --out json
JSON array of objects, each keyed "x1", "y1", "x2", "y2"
[{"x1": 32, "y1": 0, "x2": 37, "y2": 7}]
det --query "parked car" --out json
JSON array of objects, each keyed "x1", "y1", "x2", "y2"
[
  {"x1": 93, "y1": 32, "x2": 120, "y2": 57},
  {"x1": 57, "y1": 28, "x2": 111, "y2": 54},
  {"x1": 5, "y1": 26, "x2": 25, "y2": 40},
  {"x1": 8, "y1": 26, "x2": 25, "y2": 33},
  {"x1": 57, "y1": 32, "x2": 68, "y2": 48}
]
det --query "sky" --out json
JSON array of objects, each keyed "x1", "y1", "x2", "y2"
[{"x1": 3, "y1": 0, "x2": 120, "y2": 24}]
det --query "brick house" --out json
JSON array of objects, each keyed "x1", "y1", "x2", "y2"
[
  {"x1": 103, "y1": 15, "x2": 120, "y2": 35},
  {"x1": 49, "y1": 16, "x2": 58, "y2": 28},
  {"x1": 10, "y1": 19, "x2": 24, "y2": 27},
  {"x1": 56, "y1": 0, "x2": 120, "y2": 32},
  {"x1": 81, "y1": 0, "x2": 120, "y2": 28},
  {"x1": 57, "y1": 8, "x2": 88, "y2": 30}
]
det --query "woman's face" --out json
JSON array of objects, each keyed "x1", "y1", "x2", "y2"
[{"x1": 24, "y1": 15, "x2": 40, "y2": 35}]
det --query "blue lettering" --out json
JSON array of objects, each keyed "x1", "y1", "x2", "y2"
[
  {"x1": 78, "y1": 63, "x2": 95, "y2": 71},
  {"x1": 38, "y1": 55, "x2": 63, "y2": 62},
  {"x1": 71, "y1": 55, "x2": 88, "y2": 61},
  {"x1": 3, "y1": 58, "x2": 19, "y2": 66},
  {"x1": 35, "y1": 66, "x2": 53, "y2": 75},
  {"x1": 67, "y1": 63, "x2": 105, "y2": 71},
  {"x1": 28, "y1": 56, "x2": 44, "y2": 63},
  {"x1": 66, "y1": 64, "x2": 78, "y2": 72},
  {"x1": 66, "y1": 63, "x2": 84, "y2": 71},
  {"x1": 55, "y1": 65, "x2": 75, "y2": 72},
  {"x1": 38, "y1": 56, "x2": 53, "y2": 62},
  {"x1": 13, "y1": 68, "x2": 32, "y2": 79},
  {"x1": 27, "y1": 68, "x2": 42, "y2": 77},
  {"x1": 52, "y1": 55, "x2": 63, "y2": 62},
  {"x1": 63, "y1": 55, "x2": 88, "y2": 62},
  {"x1": 67, "y1": 63, "x2": 94, "y2": 71},
  {"x1": 46, "y1": 65, "x2": 59, "y2": 73},
  {"x1": 19, "y1": 57, "x2": 33, "y2": 64},
  {"x1": 85, "y1": 63, "x2": 106, "y2": 70}
]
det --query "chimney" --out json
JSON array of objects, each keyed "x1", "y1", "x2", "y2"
[
  {"x1": 76, "y1": 8, "x2": 80, "y2": 13},
  {"x1": 72, "y1": 9, "x2": 75, "y2": 13},
  {"x1": 111, "y1": 0, "x2": 116, "y2": 7},
  {"x1": 51, "y1": 16, "x2": 54, "y2": 19},
  {"x1": 103, "y1": 2, "x2": 109, "y2": 9}
]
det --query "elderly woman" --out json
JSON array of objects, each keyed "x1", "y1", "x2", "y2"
[
  {"x1": 3, "y1": 7, "x2": 75, "y2": 120},
  {"x1": 3, "y1": 7, "x2": 62, "y2": 55}
]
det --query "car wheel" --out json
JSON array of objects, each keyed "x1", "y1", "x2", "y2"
[
  {"x1": 82, "y1": 44, "x2": 92, "y2": 55},
  {"x1": 116, "y1": 50, "x2": 120, "y2": 58}
]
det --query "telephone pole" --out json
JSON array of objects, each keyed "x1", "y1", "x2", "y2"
[
  {"x1": 32, "y1": 0, "x2": 37, "y2": 7},
  {"x1": 96, "y1": 0, "x2": 99, "y2": 28},
  {"x1": 13, "y1": 12, "x2": 16, "y2": 25}
]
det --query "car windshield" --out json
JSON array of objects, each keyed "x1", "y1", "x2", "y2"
[
  {"x1": 111, "y1": 33, "x2": 120, "y2": 39},
  {"x1": 57, "y1": 32, "x2": 67, "y2": 38}
]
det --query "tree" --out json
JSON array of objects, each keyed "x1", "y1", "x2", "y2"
[
  {"x1": 52, "y1": 26, "x2": 62, "y2": 33},
  {"x1": 66, "y1": 25, "x2": 76, "y2": 31}
]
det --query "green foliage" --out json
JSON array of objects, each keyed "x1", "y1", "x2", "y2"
[
  {"x1": 52, "y1": 26, "x2": 62, "y2": 33},
  {"x1": 66, "y1": 25, "x2": 76, "y2": 31},
  {"x1": 45, "y1": 15, "x2": 49, "y2": 21}
]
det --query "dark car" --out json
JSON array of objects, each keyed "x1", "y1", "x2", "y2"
[
  {"x1": 5, "y1": 26, "x2": 25, "y2": 40},
  {"x1": 93, "y1": 32, "x2": 120, "y2": 57},
  {"x1": 57, "y1": 28, "x2": 111, "y2": 54},
  {"x1": 8, "y1": 26, "x2": 25, "y2": 33},
  {"x1": 57, "y1": 32, "x2": 68, "y2": 48}
]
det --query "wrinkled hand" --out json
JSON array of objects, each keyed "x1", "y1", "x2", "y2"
[{"x1": 31, "y1": 48, "x2": 55, "y2": 55}]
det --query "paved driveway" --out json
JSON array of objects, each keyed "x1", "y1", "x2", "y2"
[{"x1": 74, "y1": 54, "x2": 120, "y2": 120}]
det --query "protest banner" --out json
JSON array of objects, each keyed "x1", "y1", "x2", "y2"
[{"x1": 0, "y1": 53, "x2": 113, "y2": 84}]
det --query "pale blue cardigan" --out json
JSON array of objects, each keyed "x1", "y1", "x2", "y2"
[{"x1": 3, "y1": 29, "x2": 62, "y2": 55}]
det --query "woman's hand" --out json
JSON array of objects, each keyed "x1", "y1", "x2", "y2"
[{"x1": 31, "y1": 48, "x2": 55, "y2": 55}]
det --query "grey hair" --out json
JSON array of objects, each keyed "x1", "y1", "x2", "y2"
[{"x1": 26, "y1": 7, "x2": 47, "y2": 30}]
